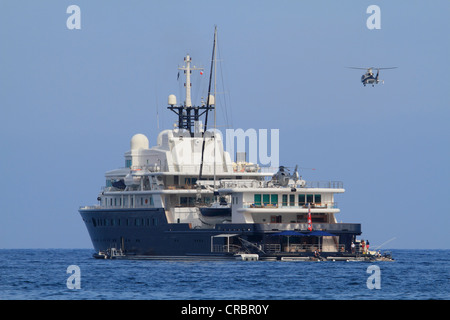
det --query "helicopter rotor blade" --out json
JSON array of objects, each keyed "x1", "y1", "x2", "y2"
[
  {"x1": 346, "y1": 66, "x2": 397, "y2": 70},
  {"x1": 376, "y1": 67, "x2": 398, "y2": 70},
  {"x1": 346, "y1": 67, "x2": 370, "y2": 70}
]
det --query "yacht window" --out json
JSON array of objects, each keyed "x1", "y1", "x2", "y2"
[
  {"x1": 184, "y1": 177, "x2": 197, "y2": 185},
  {"x1": 314, "y1": 194, "x2": 322, "y2": 204},
  {"x1": 180, "y1": 197, "x2": 195, "y2": 206},
  {"x1": 270, "y1": 215, "x2": 282, "y2": 223},
  {"x1": 270, "y1": 194, "x2": 278, "y2": 206},
  {"x1": 125, "y1": 159, "x2": 132, "y2": 168},
  {"x1": 307, "y1": 194, "x2": 314, "y2": 204},
  {"x1": 282, "y1": 194, "x2": 288, "y2": 206},
  {"x1": 254, "y1": 194, "x2": 262, "y2": 206},
  {"x1": 298, "y1": 194, "x2": 306, "y2": 205},
  {"x1": 289, "y1": 194, "x2": 295, "y2": 206},
  {"x1": 263, "y1": 194, "x2": 270, "y2": 206}
]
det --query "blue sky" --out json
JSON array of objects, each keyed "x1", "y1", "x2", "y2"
[{"x1": 1, "y1": 1, "x2": 449, "y2": 249}]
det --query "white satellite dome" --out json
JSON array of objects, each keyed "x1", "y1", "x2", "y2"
[
  {"x1": 168, "y1": 94, "x2": 177, "y2": 106},
  {"x1": 130, "y1": 133, "x2": 149, "y2": 150}
]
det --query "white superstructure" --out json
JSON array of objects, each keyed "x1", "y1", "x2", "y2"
[{"x1": 85, "y1": 53, "x2": 345, "y2": 235}]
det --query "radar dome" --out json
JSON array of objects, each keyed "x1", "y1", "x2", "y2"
[
  {"x1": 130, "y1": 133, "x2": 149, "y2": 150},
  {"x1": 168, "y1": 94, "x2": 177, "y2": 106}
]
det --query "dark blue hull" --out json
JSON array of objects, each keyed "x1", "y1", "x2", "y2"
[
  {"x1": 80, "y1": 207, "x2": 237, "y2": 256},
  {"x1": 79, "y1": 207, "x2": 362, "y2": 259}
]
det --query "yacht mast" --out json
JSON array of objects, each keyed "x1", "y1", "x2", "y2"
[
  {"x1": 198, "y1": 26, "x2": 217, "y2": 181},
  {"x1": 167, "y1": 55, "x2": 210, "y2": 135},
  {"x1": 178, "y1": 55, "x2": 201, "y2": 107},
  {"x1": 213, "y1": 27, "x2": 217, "y2": 188}
]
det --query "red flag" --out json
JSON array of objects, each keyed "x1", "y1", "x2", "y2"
[{"x1": 307, "y1": 203, "x2": 312, "y2": 231}]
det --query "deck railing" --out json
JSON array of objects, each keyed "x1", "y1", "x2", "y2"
[
  {"x1": 264, "y1": 243, "x2": 346, "y2": 253},
  {"x1": 242, "y1": 202, "x2": 338, "y2": 209},
  {"x1": 304, "y1": 181, "x2": 343, "y2": 189},
  {"x1": 211, "y1": 244, "x2": 241, "y2": 253}
]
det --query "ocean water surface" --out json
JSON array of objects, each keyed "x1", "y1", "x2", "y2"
[{"x1": 0, "y1": 249, "x2": 448, "y2": 300}]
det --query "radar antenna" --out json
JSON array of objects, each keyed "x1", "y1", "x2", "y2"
[{"x1": 167, "y1": 55, "x2": 213, "y2": 135}]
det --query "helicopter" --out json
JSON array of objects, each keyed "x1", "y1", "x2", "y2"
[
  {"x1": 347, "y1": 67, "x2": 397, "y2": 87},
  {"x1": 272, "y1": 166, "x2": 297, "y2": 187},
  {"x1": 272, "y1": 165, "x2": 308, "y2": 187}
]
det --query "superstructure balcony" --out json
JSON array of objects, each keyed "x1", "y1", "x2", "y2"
[{"x1": 243, "y1": 202, "x2": 339, "y2": 209}]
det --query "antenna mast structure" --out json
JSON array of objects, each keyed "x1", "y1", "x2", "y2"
[{"x1": 167, "y1": 55, "x2": 213, "y2": 136}]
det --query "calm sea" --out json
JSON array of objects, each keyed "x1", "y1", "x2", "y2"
[{"x1": 0, "y1": 249, "x2": 448, "y2": 301}]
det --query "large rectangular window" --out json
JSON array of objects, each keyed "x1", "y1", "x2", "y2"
[
  {"x1": 184, "y1": 177, "x2": 197, "y2": 185},
  {"x1": 180, "y1": 197, "x2": 195, "y2": 206},
  {"x1": 289, "y1": 194, "x2": 295, "y2": 206},
  {"x1": 270, "y1": 215, "x2": 282, "y2": 223},
  {"x1": 263, "y1": 194, "x2": 270, "y2": 206},
  {"x1": 298, "y1": 194, "x2": 306, "y2": 205},
  {"x1": 314, "y1": 194, "x2": 322, "y2": 204},
  {"x1": 254, "y1": 194, "x2": 261, "y2": 206},
  {"x1": 270, "y1": 194, "x2": 278, "y2": 206},
  {"x1": 307, "y1": 194, "x2": 314, "y2": 204},
  {"x1": 282, "y1": 194, "x2": 288, "y2": 206}
]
